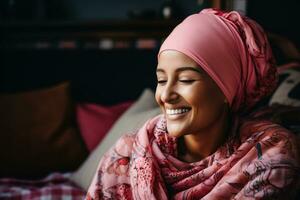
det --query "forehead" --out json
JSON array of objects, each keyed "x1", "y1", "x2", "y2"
[{"x1": 157, "y1": 50, "x2": 205, "y2": 73}]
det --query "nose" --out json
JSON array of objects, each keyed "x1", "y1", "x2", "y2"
[{"x1": 160, "y1": 83, "x2": 179, "y2": 103}]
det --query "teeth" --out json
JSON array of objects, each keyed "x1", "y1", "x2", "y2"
[{"x1": 166, "y1": 108, "x2": 190, "y2": 115}]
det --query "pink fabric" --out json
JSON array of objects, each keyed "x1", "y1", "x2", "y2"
[
  {"x1": 76, "y1": 101, "x2": 133, "y2": 151},
  {"x1": 159, "y1": 9, "x2": 278, "y2": 113},
  {"x1": 86, "y1": 115, "x2": 299, "y2": 199}
]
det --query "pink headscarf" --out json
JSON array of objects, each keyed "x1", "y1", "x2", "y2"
[{"x1": 159, "y1": 9, "x2": 278, "y2": 113}]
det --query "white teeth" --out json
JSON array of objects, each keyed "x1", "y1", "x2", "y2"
[{"x1": 166, "y1": 108, "x2": 190, "y2": 115}]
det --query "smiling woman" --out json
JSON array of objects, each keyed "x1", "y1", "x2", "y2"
[
  {"x1": 156, "y1": 50, "x2": 229, "y2": 162},
  {"x1": 85, "y1": 8, "x2": 299, "y2": 200}
]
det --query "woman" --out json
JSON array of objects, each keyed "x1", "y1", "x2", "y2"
[{"x1": 86, "y1": 9, "x2": 299, "y2": 199}]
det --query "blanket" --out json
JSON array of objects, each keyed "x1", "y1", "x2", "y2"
[{"x1": 0, "y1": 173, "x2": 85, "y2": 200}]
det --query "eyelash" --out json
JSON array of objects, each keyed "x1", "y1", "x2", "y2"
[
  {"x1": 179, "y1": 80, "x2": 195, "y2": 83},
  {"x1": 157, "y1": 80, "x2": 195, "y2": 84},
  {"x1": 157, "y1": 80, "x2": 167, "y2": 84}
]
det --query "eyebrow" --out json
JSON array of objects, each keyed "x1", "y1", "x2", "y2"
[{"x1": 156, "y1": 66, "x2": 204, "y2": 74}]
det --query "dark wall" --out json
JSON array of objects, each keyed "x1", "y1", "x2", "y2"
[
  {"x1": 1, "y1": 48, "x2": 159, "y2": 104},
  {"x1": 248, "y1": 0, "x2": 300, "y2": 48},
  {"x1": 1, "y1": 0, "x2": 299, "y2": 104},
  {"x1": 0, "y1": 0, "x2": 203, "y2": 21}
]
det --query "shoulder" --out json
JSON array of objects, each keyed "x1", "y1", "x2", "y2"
[
  {"x1": 238, "y1": 118, "x2": 299, "y2": 167},
  {"x1": 236, "y1": 119, "x2": 300, "y2": 198},
  {"x1": 239, "y1": 119, "x2": 297, "y2": 144}
]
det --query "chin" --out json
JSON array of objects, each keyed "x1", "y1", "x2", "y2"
[
  {"x1": 166, "y1": 125, "x2": 185, "y2": 138},
  {"x1": 166, "y1": 117, "x2": 191, "y2": 137}
]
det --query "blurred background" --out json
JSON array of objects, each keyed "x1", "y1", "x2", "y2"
[{"x1": 1, "y1": 0, "x2": 299, "y2": 103}]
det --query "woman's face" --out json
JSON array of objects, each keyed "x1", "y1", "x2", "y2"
[{"x1": 155, "y1": 50, "x2": 228, "y2": 138}]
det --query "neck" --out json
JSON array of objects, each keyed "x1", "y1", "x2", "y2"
[{"x1": 178, "y1": 107, "x2": 230, "y2": 163}]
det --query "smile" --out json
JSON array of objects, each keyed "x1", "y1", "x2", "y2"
[{"x1": 166, "y1": 108, "x2": 190, "y2": 115}]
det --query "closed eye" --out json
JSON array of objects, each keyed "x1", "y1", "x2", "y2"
[
  {"x1": 157, "y1": 80, "x2": 167, "y2": 84},
  {"x1": 179, "y1": 80, "x2": 195, "y2": 83}
]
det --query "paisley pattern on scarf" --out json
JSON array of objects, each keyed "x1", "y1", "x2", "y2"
[{"x1": 86, "y1": 115, "x2": 299, "y2": 200}]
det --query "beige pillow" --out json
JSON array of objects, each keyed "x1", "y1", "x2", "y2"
[{"x1": 70, "y1": 88, "x2": 161, "y2": 190}]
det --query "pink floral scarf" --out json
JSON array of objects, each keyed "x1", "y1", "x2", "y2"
[{"x1": 86, "y1": 115, "x2": 299, "y2": 199}]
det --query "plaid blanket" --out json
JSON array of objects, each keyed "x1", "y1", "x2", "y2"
[{"x1": 0, "y1": 173, "x2": 86, "y2": 200}]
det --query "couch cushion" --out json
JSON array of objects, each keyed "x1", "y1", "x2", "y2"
[
  {"x1": 76, "y1": 101, "x2": 133, "y2": 152},
  {"x1": 0, "y1": 82, "x2": 88, "y2": 178},
  {"x1": 70, "y1": 88, "x2": 161, "y2": 190},
  {"x1": 269, "y1": 62, "x2": 300, "y2": 107}
]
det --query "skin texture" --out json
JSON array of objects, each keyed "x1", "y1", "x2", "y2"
[{"x1": 155, "y1": 50, "x2": 230, "y2": 162}]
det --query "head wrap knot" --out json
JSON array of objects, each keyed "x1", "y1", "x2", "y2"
[{"x1": 159, "y1": 8, "x2": 278, "y2": 113}]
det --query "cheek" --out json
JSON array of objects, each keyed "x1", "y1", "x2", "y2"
[
  {"x1": 189, "y1": 85, "x2": 224, "y2": 115},
  {"x1": 155, "y1": 87, "x2": 162, "y2": 105},
  {"x1": 182, "y1": 86, "x2": 209, "y2": 106}
]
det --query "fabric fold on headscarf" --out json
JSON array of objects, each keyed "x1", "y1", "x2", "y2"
[
  {"x1": 159, "y1": 8, "x2": 278, "y2": 113},
  {"x1": 85, "y1": 115, "x2": 299, "y2": 199}
]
